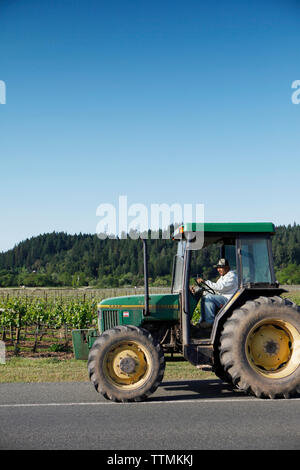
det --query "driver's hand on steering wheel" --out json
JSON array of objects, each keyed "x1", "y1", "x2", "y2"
[{"x1": 196, "y1": 277, "x2": 204, "y2": 285}]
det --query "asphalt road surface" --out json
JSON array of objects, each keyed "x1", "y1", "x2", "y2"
[{"x1": 1, "y1": 379, "x2": 300, "y2": 450}]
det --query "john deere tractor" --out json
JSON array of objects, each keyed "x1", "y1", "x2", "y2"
[{"x1": 72, "y1": 223, "x2": 300, "y2": 402}]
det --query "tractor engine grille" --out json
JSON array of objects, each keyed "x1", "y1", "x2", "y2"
[{"x1": 101, "y1": 310, "x2": 119, "y2": 330}]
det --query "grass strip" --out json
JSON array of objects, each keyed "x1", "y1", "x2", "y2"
[{"x1": 0, "y1": 355, "x2": 215, "y2": 383}]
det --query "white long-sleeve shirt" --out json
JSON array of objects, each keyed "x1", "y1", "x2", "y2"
[{"x1": 205, "y1": 270, "x2": 238, "y2": 299}]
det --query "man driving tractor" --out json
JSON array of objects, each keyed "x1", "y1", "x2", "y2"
[{"x1": 191, "y1": 258, "x2": 238, "y2": 330}]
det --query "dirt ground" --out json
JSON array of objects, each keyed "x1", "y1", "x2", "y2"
[
  {"x1": 6, "y1": 350, "x2": 74, "y2": 359},
  {"x1": 4, "y1": 338, "x2": 74, "y2": 360}
]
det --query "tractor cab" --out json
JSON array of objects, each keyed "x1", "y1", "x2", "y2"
[
  {"x1": 172, "y1": 222, "x2": 277, "y2": 293},
  {"x1": 171, "y1": 222, "x2": 285, "y2": 365}
]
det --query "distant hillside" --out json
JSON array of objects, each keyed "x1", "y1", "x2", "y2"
[
  {"x1": 0, "y1": 224, "x2": 299, "y2": 287},
  {"x1": 0, "y1": 231, "x2": 177, "y2": 287}
]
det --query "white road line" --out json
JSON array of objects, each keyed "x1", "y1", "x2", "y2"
[{"x1": 0, "y1": 397, "x2": 299, "y2": 407}]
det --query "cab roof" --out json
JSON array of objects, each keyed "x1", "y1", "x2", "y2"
[{"x1": 173, "y1": 222, "x2": 275, "y2": 239}]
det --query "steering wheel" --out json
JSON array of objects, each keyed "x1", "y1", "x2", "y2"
[{"x1": 196, "y1": 279, "x2": 216, "y2": 295}]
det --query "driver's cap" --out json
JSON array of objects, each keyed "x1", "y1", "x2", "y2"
[{"x1": 214, "y1": 258, "x2": 229, "y2": 268}]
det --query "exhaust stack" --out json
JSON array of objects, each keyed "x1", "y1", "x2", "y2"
[{"x1": 142, "y1": 238, "x2": 150, "y2": 316}]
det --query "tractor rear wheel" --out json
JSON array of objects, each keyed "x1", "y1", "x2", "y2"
[
  {"x1": 212, "y1": 350, "x2": 234, "y2": 385},
  {"x1": 88, "y1": 325, "x2": 165, "y2": 402},
  {"x1": 219, "y1": 296, "x2": 300, "y2": 398}
]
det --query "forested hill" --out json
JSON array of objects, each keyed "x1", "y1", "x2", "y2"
[
  {"x1": 0, "y1": 224, "x2": 300, "y2": 287},
  {"x1": 0, "y1": 232, "x2": 178, "y2": 287}
]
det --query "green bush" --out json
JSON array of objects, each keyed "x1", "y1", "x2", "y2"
[
  {"x1": 49, "y1": 343, "x2": 72, "y2": 352},
  {"x1": 276, "y1": 264, "x2": 300, "y2": 285}
]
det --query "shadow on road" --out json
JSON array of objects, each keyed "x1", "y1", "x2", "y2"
[
  {"x1": 148, "y1": 379, "x2": 300, "y2": 402},
  {"x1": 148, "y1": 378, "x2": 241, "y2": 402}
]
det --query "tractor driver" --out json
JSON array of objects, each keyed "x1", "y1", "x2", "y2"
[{"x1": 190, "y1": 258, "x2": 238, "y2": 329}]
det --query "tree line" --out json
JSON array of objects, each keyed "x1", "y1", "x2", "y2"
[{"x1": 0, "y1": 224, "x2": 299, "y2": 287}]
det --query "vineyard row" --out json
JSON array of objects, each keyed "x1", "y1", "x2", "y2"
[{"x1": 0, "y1": 296, "x2": 98, "y2": 331}]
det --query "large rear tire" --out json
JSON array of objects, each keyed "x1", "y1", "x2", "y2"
[
  {"x1": 219, "y1": 296, "x2": 300, "y2": 398},
  {"x1": 88, "y1": 325, "x2": 165, "y2": 402},
  {"x1": 212, "y1": 350, "x2": 234, "y2": 385}
]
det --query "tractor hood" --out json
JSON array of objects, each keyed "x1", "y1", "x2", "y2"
[{"x1": 98, "y1": 293, "x2": 180, "y2": 332}]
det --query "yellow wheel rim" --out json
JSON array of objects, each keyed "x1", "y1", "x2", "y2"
[
  {"x1": 246, "y1": 320, "x2": 300, "y2": 379},
  {"x1": 103, "y1": 341, "x2": 152, "y2": 390}
]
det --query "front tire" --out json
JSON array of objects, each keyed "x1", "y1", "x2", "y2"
[
  {"x1": 219, "y1": 296, "x2": 300, "y2": 398},
  {"x1": 88, "y1": 325, "x2": 165, "y2": 402}
]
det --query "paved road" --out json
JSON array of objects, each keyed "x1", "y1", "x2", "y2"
[{"x1": 1, "y1": 379, "x2": 300, "y2": 450}]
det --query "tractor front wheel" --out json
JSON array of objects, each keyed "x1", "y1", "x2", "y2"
[{"x1": 88, "y1": 325, "x2": 165, "y2": 402}]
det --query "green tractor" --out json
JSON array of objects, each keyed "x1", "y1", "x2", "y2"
[{"x1": 72, "y1": 222, "x2": 300, "y2": 402}]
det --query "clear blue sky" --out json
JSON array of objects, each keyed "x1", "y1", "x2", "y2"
[{"x1": 0, "y1": 0, "x2": 299, "y2": 252}]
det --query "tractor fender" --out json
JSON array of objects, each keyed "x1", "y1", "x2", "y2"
[{"x1": 211, "y1": 287, "x2": 287, "y2": 347}]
